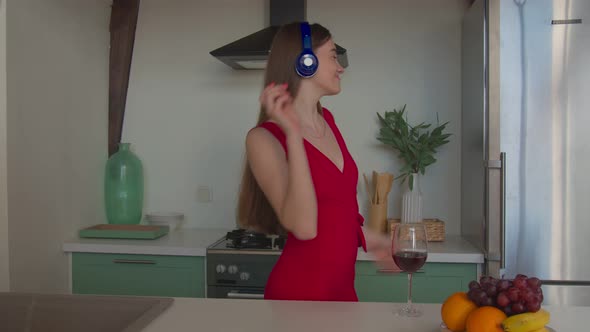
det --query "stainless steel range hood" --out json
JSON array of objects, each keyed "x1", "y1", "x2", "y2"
[{"x1": 210, "y1": 0, "x2": 348, "y2": 70}]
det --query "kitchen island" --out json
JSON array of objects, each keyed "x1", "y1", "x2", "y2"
[{"x1": 142, "y1": 297, "x2": 583, "y2": 332}]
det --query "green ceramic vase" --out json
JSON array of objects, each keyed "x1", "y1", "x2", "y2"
[{"x1": 104, "y1": 143, "x2": 144, "y2": 224}]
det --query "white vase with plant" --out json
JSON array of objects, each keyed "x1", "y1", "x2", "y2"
[{"x1": 376, "y1": 104, "x2": 451, "y2": 223}]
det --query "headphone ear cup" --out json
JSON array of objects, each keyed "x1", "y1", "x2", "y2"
[
  {"x1": 296, "y1": 22, "x2": 318, "y2": 78},
  {"x1": 295, "y1": 52, "x2": 318, "y2": 78}
]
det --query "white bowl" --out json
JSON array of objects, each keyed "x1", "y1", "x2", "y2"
[
  {"x1": 145, "y1": 212, "x2": 184, "y2": 222},
  {"x1": 145, "y1": 212, "x2": 184, "y2": 231},
  {"x1": 148, "y1": 219, "x2": 183, "y2": 231}
]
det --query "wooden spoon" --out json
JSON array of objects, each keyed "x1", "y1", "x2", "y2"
[{"x1": 363, "y1": 173, "x2": 373, "y2": 204}]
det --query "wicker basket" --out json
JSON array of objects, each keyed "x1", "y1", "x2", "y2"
[{"x1": 388, "y1": 218, "x2": 446, "y2": 242}]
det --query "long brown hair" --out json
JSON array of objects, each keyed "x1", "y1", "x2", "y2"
[{"x1": 237, "y1": 22, "x2": 333, "y2": 234}]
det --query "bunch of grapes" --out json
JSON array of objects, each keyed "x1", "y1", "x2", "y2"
[{"x1": 467, "y1": 274, "x2": 544, "y2": 317}]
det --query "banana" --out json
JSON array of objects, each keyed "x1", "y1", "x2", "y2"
[
  {"x1": 528, "y1": 328, "x2": 549, "y2": 332},
  {"x1": 502, "y1": 309, "x2": 550, "y2": 332}
]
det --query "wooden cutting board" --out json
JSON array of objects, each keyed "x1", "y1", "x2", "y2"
[{"x1": 79, "y1": 224, "x2": 169, "y2": 240}]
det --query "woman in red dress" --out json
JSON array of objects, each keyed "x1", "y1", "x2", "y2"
[{"x1": 237, "y1": 22, "x2": 393, "y2": 301}]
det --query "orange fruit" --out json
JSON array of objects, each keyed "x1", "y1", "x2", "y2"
[
  {"x1": 441, "y1": 292, "x2": 478, "y2": 332},
  {"x1": 465, "y1": 306, "x2": 507, "y2": 332}
]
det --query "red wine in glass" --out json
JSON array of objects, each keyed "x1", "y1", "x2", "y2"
[
  {"x1": 392, "y1": 223, "x2": 428, "y2": 317},
  {"x1": 393, "y1": 251, "x2": 427, "y2": 273}
]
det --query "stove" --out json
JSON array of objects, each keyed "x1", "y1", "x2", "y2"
[{"x1": 206, "y1": 229, "x2": 285, "y2": 299}]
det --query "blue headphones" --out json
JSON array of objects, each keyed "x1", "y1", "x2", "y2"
[{"x1": 295, "y1": 22, "x2": 319, "y2": 78}]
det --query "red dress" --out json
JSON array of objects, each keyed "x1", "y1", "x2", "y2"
[{"x1": 259, "y1": 108, "x2": 367, "y2": 302}]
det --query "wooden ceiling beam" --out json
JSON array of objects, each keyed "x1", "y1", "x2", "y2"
[{"x1": 108, "y1": 0, "x2": 140, "y2": 156}]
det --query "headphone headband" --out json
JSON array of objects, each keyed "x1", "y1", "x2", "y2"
[{"x1": 300, "y1": 22, "x2": 312, "y2": 50}]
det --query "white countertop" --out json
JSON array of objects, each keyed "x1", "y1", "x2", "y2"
[
  {"x1": 357, "y1": 235, "x2": 484, "y2": 263},
  {"x1": 62, "y1": 228, "x2": 229, "y2": 256},
  {"x1": 63, "y1": 229, "x2": 483, "y2": 264},
  {"x1": 142, "y1": 298, "x2": 583, "y2": 332}
]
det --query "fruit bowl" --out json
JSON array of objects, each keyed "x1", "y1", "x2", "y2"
[
  {"x1": 441, "y1": 274, "x2": 552, "y2": 332},
  {"x1": 439, "y1": 322, "x2": 555, "y2": 332}
]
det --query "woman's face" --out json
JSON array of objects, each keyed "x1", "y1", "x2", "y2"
[{"x1": 311, "y1": 38, "x2": 345, "y2": 96}]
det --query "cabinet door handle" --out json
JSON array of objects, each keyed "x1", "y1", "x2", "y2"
[
  {"x1": 112, "y1": 259, "x2": 156, "y2": 265},
  {"x1": 377, "y1": 269, "x2": 424, "y2": 274}
]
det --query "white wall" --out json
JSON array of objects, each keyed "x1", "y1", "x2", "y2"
[
  {"x1": 6, "y1": 0, "x2": 109, "y2": 292},
  {"x1": 0, "y1": 0, "x2": 9, "y2": 291},
  {"x1": 124, "y1": 0, "x2": 465, "y2": 234}
]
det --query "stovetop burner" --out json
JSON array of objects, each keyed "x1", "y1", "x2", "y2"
[
  {"x1": 209, "y1": 229, "x2": 286, "y2": 251},
  {"x1": 226, "y1": 229, "x2": 272, "y2": 249}
]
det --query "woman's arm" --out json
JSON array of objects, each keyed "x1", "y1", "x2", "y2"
[
  {"x1": 246, "y1": 128, "x2": 317, "y2": 240},
  {"x1": 245, "y1": 83, "x2": 318, "y2": 240},
  {"x1": 362, "y1": 227, "x2": 399, "y2": 271}
]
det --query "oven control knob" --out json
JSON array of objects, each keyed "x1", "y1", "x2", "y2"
[
  {"x1": 228, "y1": 265, "x2": 239, "y2": 274},
  {"x1": 215, "y1": 264, "x2": 226, "y2": 274},
  {"x1": 239, "y1": 272, "x2": 250, "y2": 281}
]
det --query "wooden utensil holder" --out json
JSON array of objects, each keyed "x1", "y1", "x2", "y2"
[{"x1": 368, "y1": 202, "x2": 388, "y2": 233}]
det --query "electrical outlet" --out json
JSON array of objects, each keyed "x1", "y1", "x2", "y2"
[{"x1": 197, "y1": 185, "x2": 212, "y2": 203}]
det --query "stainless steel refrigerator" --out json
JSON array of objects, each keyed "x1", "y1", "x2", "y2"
[{"x1": 462, "y1": 0, "x2": 590, "y2": 306}]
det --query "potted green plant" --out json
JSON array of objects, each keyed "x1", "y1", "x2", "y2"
[
  {"x1": 376, "y1": 104, "x2": 451, "y2": 224},
  {"x1": 376, "y1": 104, "x2": 451, "y2": 190}
]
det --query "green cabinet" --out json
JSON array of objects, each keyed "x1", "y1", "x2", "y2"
[
  {"x1": 72, "y1": 253, "x2": 205, "y2": 298},
  {"x1": 355, "y1": 261, "x2": 477, "y2": 303}
]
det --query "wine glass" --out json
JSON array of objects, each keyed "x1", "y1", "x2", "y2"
[{"x1": 392, "y1": 223, "x2": 428, "y2": 317}]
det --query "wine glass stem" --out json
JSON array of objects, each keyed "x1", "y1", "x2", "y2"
[{"x1": 407, "y1": 272, "x2": 413, "y2": 308}]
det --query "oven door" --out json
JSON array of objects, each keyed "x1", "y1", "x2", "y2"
[{"x1": 207, "y1": 286, "x2": 265, "y2": 300}]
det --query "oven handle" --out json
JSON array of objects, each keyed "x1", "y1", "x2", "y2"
[{"x1": 227, "y1": 291, "x2": 265, "y2": 299}]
